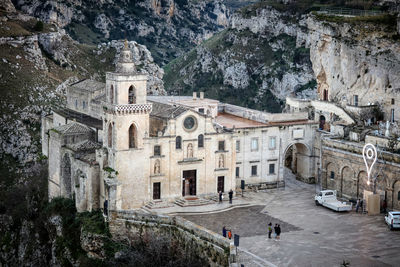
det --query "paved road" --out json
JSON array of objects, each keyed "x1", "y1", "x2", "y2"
[{"x1": 182, "y1": 169, "x2": 400, "y2": 267}]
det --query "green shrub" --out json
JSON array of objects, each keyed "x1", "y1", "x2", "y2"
[{"x1": 34, "y1": 21, "x2": 44, "y2": 32}]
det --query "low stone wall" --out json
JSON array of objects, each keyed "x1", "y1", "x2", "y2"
[
  {"x1": 109, "y1": 211, "x2": 234, "y2": 266},
  {"x1": 244, "y1": 181, "x2": 285, "y2": 191}
]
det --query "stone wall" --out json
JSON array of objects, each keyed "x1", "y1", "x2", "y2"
[
  {"x1": 109, "y1": 211, "x2": 233, "y2": 267},
  {"x1": 321, "y1": 138, "x2": 400, "y2": 210}
]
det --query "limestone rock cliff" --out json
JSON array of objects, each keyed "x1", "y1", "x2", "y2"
[
  {"x1": 12, "y1": 0, "x2": 232, "y2": 65},
  {"x1": 164, "y1": 3, "x2": 316, "y2": 112},
  {"x1": 307, "y1": 13, "x2": 400, "y2": 107}
]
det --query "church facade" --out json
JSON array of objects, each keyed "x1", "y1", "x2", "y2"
[{"x1": 42, "y1": 42, "x2": 317, "y2": 212}]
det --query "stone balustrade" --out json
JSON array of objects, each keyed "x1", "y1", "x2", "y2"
[{"x1": 103, "y1": 103, "x2": 152, "y2": 115}]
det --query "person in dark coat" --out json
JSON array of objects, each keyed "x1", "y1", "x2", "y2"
[
  {"x1": 274, "y1": 224, "x2": 278, "y2": 239},
  {"x1": 219, "y1": 191, "x2": 223, "y2": 203},
  {"x1": 222, "y1": 226, "x2": 227, "y2": 238},
  {"x1": 228, "y1": 189, "x2": 233, "y2": 204},
  {"x1": 276, "y1": 224, "x2": 281, "y2": 240},
  {"x1": 268, "y1": 223, "x2": 272, "y2": 239}
]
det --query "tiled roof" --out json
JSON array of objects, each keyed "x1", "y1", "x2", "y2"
[
  {"x1": 53, "y1": 122, "x2": 93, "y2": 135},
  {"x1": 149, "y1": 101, "x2": 187, "y2": 119},
  {"x1": 70, "y1": 79, "x2": 105, "y2": 92},
  {"x1": 67, "y1": 140, "x2": 102, "y2": 152}
]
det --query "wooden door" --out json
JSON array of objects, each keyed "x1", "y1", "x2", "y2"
[
  {"x1": 217, "y1": 176, "x2": 224, "y2": 193},
  {"x1": 153, "y1": 182, "x2": 161, "y2": 200}
]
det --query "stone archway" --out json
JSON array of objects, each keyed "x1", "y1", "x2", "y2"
[
  {"x1": 283, "y1": 142, "x2": 313, "y2": 183},
  {"x1": 341, "y1": 166, "x2": 354, "y2": 199},
  {"x1": 393, "y1": 180, "x2": 400, "y2": 210},
  {"x1": 61, "y1": 154, "x2": 72, "y2": 197}
]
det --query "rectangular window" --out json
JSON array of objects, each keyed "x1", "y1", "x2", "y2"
[
  {"x1": 154, "y1": 145, "x2": 161, "y2": 156},
  {"x1": 392, "y1": 98, "x2": 395, "y2": 105},
  {"x1": 218, "y1": 141, "x2": 225, "y2": 151},
  {"x1": 82, "y1": 101, "x2": 86, "y2": 109},
  {"x1": 236, "y1": 140, "x2": 240, "y2": 152},
  {"x1": 251, "y1": 138, "x2": 258, "y2": 151},
  {"x1": 330, "y1": 171, "x2": 335, "y2": 179},
  {"x1": 269, "y1": 137, "x2": 276, "y2": 150},
  {"x1": 391, "y1": 109, "x2": 395, "y2": 122},
  {"x1": 269, "y1": 164, "x2": 275, "y2": 174},
  {"x1": 198, "y1": 108, "x2": 204, "y2": 114},
  {"x1": 235, "y1": 167, "x2": 240, "y2": 178},
  {"x1": 353, "y1": 95, "x2": 358, "y2": 107},
  {"x1": 398, "y1": 191, "x2": 400, "y2": 201},
  {"x1": 251, "y1": 165, "x2": 257, "y2": 176}
]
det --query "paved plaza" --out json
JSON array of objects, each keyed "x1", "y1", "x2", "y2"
[{"x1": 177, "y1": 171, "x2": 400, "y2": 267}]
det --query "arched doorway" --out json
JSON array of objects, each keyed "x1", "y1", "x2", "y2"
[
  {"x1": 393, "y1": 180, "x2": 400, "y2": 210},
  {"x1": 128, "y1": 85, "x2": 136, "y2": 104},
  {"x1": 341, "y1": 166, "x2": 354, "y2": 198},
  {"x1": 357, "y1": 171, "x2": 371, "y2": 199},
  {"x1": 325, "y1": 162, "x2": 336, "y2": 190},
  {"x1": 319, "y1": 115, "x2": 326, "y2": 130},
  {"x1": 128, "y1": 123, "x2": 137, "y2": 148},
  {"x1": 283, "y1": 143, "x2": 312, "y2": 183},
  {"x1": 61, "y1": 154, "x2": 72, "y2": 197}
]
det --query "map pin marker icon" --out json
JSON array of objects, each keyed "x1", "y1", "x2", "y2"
[{"x1": 362, "y1": 143, "x2": 377, "y2": 185}]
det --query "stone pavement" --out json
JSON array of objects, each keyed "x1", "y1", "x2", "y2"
[{"x1": 175, "y1": 170, "x2": 400, "y2": 267}]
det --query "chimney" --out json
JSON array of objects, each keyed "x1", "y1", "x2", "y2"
[
  {"x1": 200, "y1": 91, "x2": 204, "y2": 100},
  {"x1": 193, "y1": 92, "x2": 197, "y2": 100}
]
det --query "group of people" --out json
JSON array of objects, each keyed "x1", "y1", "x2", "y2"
[
  {"x1": 268, "y1": 223, "x2": 281, "y2": 240},
  {"x1": 355, "y1": 198, "x2": 364, "y2": 213},
  {"x1": 219, "y1": 190, "x2": 234, "y2": 204},
  {"x1": 222, "y1": 226, "x2": 233, "y2": 239}
]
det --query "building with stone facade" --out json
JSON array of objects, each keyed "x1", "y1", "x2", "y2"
[{"x1": 42, "y1": 43, "x2": 317, "y2": 212}]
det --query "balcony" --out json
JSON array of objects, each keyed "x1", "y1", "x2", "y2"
[{"x1": 103, "y1": 102, "x2": 152, "y2": 115}]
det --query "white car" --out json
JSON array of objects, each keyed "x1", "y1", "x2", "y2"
[
  {"x1": 385, "y1": 211, "x2": 400, "y2": 230},
  {"x1": 315, "y1": 190, "x2": 352, "y2": 212}
]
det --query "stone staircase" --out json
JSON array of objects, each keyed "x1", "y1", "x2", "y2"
[
  {"x1": 143, "y1": 200, "x2": 174, "y2": 211},
  {"x1": 174, "y1": 196, "x2": 214, "y2": 207}
]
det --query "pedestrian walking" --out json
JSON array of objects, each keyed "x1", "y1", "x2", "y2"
[
  {"x1": 360, "y1": 199, "x2": 364, "y2": 213},
  {"x1": 228, "y1": 189, "x2": 233, "y2": 204},
  {"x1": 219, "y1": 191, "x2": 223, "y2": 203},
  {"x1": 274, "y1": 224, "x2": 278, "y2": 240},
  {"x1": 268, "y1": 223, "x2": 272, "y2": 239},
  {"x1": 355, "y1": 199, "x2": 360, "y2": 213},
  {"x1": 228, "y1": 229, "x2": 232, "y2": 240},
  {"x1": 276, "y1": 224, "x2": 281, "y2": 240},
  {"x1": 222, "y1": 226, "x2": 227, "y2": 238}
]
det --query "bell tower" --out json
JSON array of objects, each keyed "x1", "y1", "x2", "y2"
[{"x1": 103, "y1": 40, "x2": 152, "y2": 210}]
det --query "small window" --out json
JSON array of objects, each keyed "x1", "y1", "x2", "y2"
[
  {"x1": 154, "y1": 145, "x2": 161, "y2": 156},
  {"x1": 330, "y1": 171, "x2": 335, "y2": 179},
  {"x1": 353, "y1": 95, "x2": 358, "y2": 107},
  {"x1": 392, "y1": 98, "x2": 395, "y2": 105},
  {"x1": 82, "y1": 101, "x2": 86, "y2": 109},
  {"x1": 251, "y1": 165, "x2": 257, "y2": 176},
  {"x1": 236, "y1": 140, "x2": 240, "y2": 152},
  {"x1": 391, "y1": 109, "x2": 395, "y2": 122},
  {"x1": 75, "y1": 99, "x2": 78, "y2": 108},
  {"x1": 398, "y1": 192, "x2": 400, "y2": 201},
  {"x1": 325, "y1": 191, "x2": 334, "y2": 196},
  {"x1": 198, "y1": 134, "x2": 204, "y2": 148},
  {"x1": 235, "y1": 167, "x2": 239, "y2": 178},
  {"x1": 218, "y1": 141, "x2": 225, "y2": 151},
  {"x1": 198, "y1": 108, "x2": 204, "y2": 114},
  {"x1": 269, "y1": 137, "x2": 276, "y2": 150},
  {"x1": 251, "y1": 138, "x2": 258, "y2": 151},
  {"x1": 176, "y1": 136, "x2": 182, "y2": 149},
  {"x1": 269, "y1": 163, "x2": 275, "y2": 174}
]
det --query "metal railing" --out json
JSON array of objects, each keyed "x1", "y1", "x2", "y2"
[{"x1": 318, "y1": 7, "x2": 384, "y2": 17}]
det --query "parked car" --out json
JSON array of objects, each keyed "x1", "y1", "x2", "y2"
[
  {"x1": 385, "y1": 211, "x2": 400, "y2": 230},
  {"x1": 315, "y1": 190, "x2": 352, "y2": 212}
]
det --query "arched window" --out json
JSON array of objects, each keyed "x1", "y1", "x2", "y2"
[
  {"x1": 129, "y1": 124, "x2": 137, "y2": 148},
  {"x1": 110, "y1": 85, "x2": 114, "y2": 104},
  {"x1": 198, "y1": 134, "x2": 204, "y2": 148},
  {"x1": 108, "y1": 123, "x2": 113, "y2": 148},
  {"x1": 176, "y1": 136, "x2": 182, "y2": 149},
  {"x1": 128, "y1": 85, "x2": 136, "y2": 104}
]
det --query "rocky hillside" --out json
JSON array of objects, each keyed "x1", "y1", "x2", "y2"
[
  {"x1": 164, "y1": 2, "x2": 316, "y2": 113},
  {"x1": 12, "y1": 0, "x2": 236, "y2": 65},
  {"x1": 0, "y1": 6, "x2": 165, "y2": 178},
  {"x1": 307, "y1": 12, "x2": 400, "y2": 105}
]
